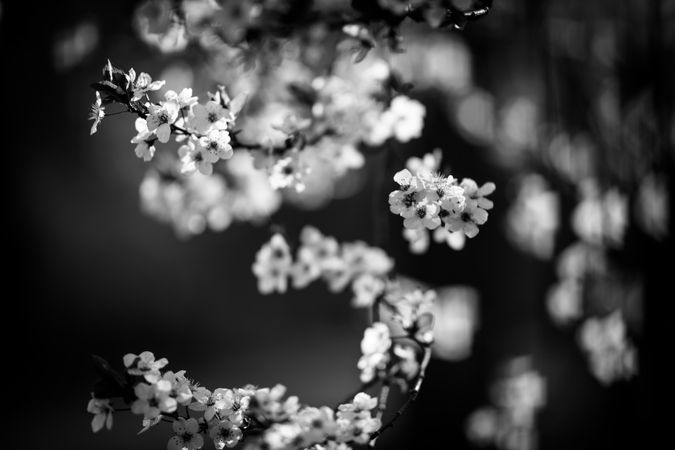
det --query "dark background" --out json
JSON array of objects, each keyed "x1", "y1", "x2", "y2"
[{"x1": 3, "y1": 1, "x2": 671, "y2": 449}]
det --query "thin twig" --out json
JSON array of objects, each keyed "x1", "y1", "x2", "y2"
[{"x1": 369, "y1": 346, "x2": 431, "y2": 442}]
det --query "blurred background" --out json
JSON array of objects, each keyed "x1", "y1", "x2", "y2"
[{"x1": 3, "y1": 0, "x2": 673, "y2": 449}]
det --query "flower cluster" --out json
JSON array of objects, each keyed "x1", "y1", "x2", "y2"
[
  {"x1": 389, "y1": 151, "x2": 495, "y2": 252},
  {"x1": 107, "y1": 64, "x2": 241, "y2": 170},
  {"x1": 90, "y1": 60, "x2": 430, "y2": 231},
  {"x1": 88, "y1": 352, "x2": 387, "y2": 450},
  {"x1": 252, "y1": 227, "x2": 394, "y2": 307},
  {"x1": 466, "y1": 357, "x2": 546, "y2": 450}
]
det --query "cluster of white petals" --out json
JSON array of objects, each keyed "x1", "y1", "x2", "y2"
[
  {"x1": 251, "y1": 227, "x2": 394, "y2": 307},
  {"x1": 88, "y1": 352, "x2": 385, "y2": 450},
  {"x1": 389, "y1": 151, "x2": 495, "y2": 253}
]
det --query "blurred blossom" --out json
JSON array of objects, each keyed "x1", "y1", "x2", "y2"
[
  {"x1": 546, "y1": 278, "x2": 583, "y2": 326},
  {"x1": 454, "y1": 89, "x2": 495, "y2": 144},
  {"x1": 134, "y1": 0, "x2": 189, "y2": 53},
  {"x1": 283, "y1": 148, "x2": 335, "y2": 210},
  {"x1": 545, "y1": 133, "x2": 595, "y2": 184},
  {"x1": 506, "y1": 174, "x2": 560, "y2": 260},
  {"x1": 140, "y1": 170, "x2": 230, "y2": 237},
  {"x1": 545, "y1": 241, "x2": 604, "y2": 325},
  {"x1": 635, "y1": 173, "x2": 669, "y2": 240},
  {"x1": 495, "y1": 97, "x2": 540, "y2": 164},
  {"x1": 53, "y1": 20, "x2": 99, "y2": 71},
  {"x1": 467, "y1": 357, "x2": 546, "y2": 450},
  {"x1": 403, "y1": 227, "x2": 430, "y2": 254},
  {"x1": 466, "y1": 407, "x2": 499, "y2": 445},
  {"x1": 392, "y1": 31, "x2": 472, "y2": 94},
  {"x1": 572, "y1": 181, "x2": 627, "y2": 248},
  {"x1": 555, "y1": 241, "x2": 607, "y2": 281},
  {"x1": 226, "y1": 151, "x2": 282, "y2": 223},
  {"x1": 578, "y1": 312, "x2": 638, "y2": 385},
  {"x1": 431, "y1": 286, "x2": 478, "y2": 361},
  {"x1": 159, "y1": 64, "x2": 195, "y2": 97}
]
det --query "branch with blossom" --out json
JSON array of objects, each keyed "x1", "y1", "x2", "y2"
[{"x1": 88, "y1": 276, "x2": 438, "y2": 450}]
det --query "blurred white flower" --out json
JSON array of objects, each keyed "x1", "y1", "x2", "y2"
[
  {"x1": 546, "y1": 278, "x2": 583, "y2": 326},
  {"x1": 357, "y1": 323, "x2": 391, "y2": 383},
  {"x1": 252, "y1": 234, "x2": 293, "y2": 294},
  {"x1": 635, "y1": 173, "x2": 669, "y2": 240},
  {"x1": 578, "y1": 312, "x2": 637, "y2": 384},
  {"x1": 506, "y1": 174, "x2": 560, "y2": 259},
  {"x1": 432, "y1": 286, "x2": 479, "y2": 360},
  {"x1": 572, "y1": 181, "x2": 627, "y2": 247}
]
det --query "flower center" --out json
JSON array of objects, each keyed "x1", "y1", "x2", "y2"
[
  {"x1": 416, "y1": 207, "x2": 426, "y2": 219},
  {"x1": 403, "y1": 192, "x2": 416, "y2": 208},
  {"x1": 208, "y1": 112, "x2": 219, "y2": 123}
]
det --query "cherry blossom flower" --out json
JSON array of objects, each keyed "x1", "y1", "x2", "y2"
[
  {"x1": 167, "y1": 418, "x2": 204, "y2": 450},
  {"x1": 403, "y1": 200, "x2": 441, "y2": 230},
  {"x1": 209, "y1": 420, "x2": 243, "y2": 449},
  {"x1": 131, "y1": 381, "x2": 178, "y2": 420},
  {"x1": 130, "y1": 118, "x2": 156, "y2": 161},
  {"x1": 165, "y1": 88, "x2": 199, "y2": 116},
  {"x1": 89, "y1": 91, "x2": 105, "y2": 135},
  {"x1": 179, "y1": 140, "x2": 213, "y2": 176},
  {"x1": 387, "y1": 95, "x2": 426, "y2": 142},
  {"x1": 146, "y1": 101, "x2": 179, "y2": 143},
  {"x1": 127, "y1": 68, "x2": 166, "y2": 101},
  {"x1": 461, "y1": 178, "x2": 496, "y2": 211},
  {"x1": 124, "y1": 351, "x2": 169, "y2": 383},
  {"x1": 191, "y1": 101, "x2": 233, "y2": 133},
  {"x1": 87, "y1": 396, "x2": 114, "y2": 432},
  {"x1": 198, "y1": 129, "x2": 233, "y2": 162},
  {"x1": 444, "y1": 200, "x2": 489, "y2": 238},
  {"x1": 162, "y1": 370, "x2": 193, "y2": 405}
]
